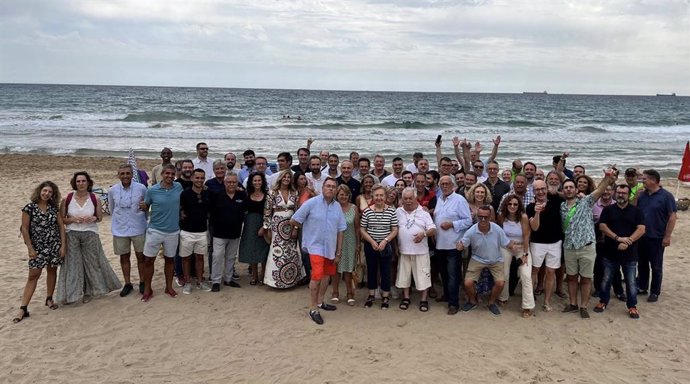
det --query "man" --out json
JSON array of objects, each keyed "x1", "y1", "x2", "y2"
[
  {"x1": 224, "y1": 152, "x2": 237, "y2": 170},
  {"x1": 325, "y1": 154, "x2": 341, "y2": 178},
  {"x1": 349, "y1": 151, "x2": 360, "y2": 179},
  {"x1": 499, "y1": 174, "x2": 533, "y2": 212},
  {"x1": 179, "y1": 169, "x2": 213, "y2": 294},
  {"x1": 473, "y1": 160, "x2": 487, "y2": 183},
  {"x1": 291, "y1": 147, "x2": 311, "y2": 174},
  {"x1": 511, "y1": 159, "x2": 523, "y2": 182},
  {"x1": 306, "y1": 155, "x2": 326, "y2": 194},
  {"x1": 175, "y1": 160, "x2": 194, "y2": 190},
  {"x1": 438, "y1": 156, "x2": 454, "y2": 177},
  {"x1": 355, "y1": 157, "x2": 380, "y2": 183},
  {"x1": 140, "y1": 164, "x2": 184, "y2": 301},
  {"x1": 462, "y1": 171, "x2": 476, "y2": 197},
  {"x1": 426, "y1": 170, "x2": 441, "y2": 198},
  {"x1": 205, "y1": 159, "x2": 227, "y2": 194},
  {"x1": 319, "y1": 150, "x2": 330, "y2": 169},
  {"x1": 401, "y1": 171, "x2": 414, "y2": 187},
  {"x1": 208, "y1": 172, "x2": 246, "y2": 292},
  {"x1": 457, "y1": 205, "x2": 518, "y2": 316},
  {"x1": 624, "y1": 168, "x2": 644, "y2": 205},
  {"x1": 535, "y1": 169, "x2": 545, "y2": 181},
  {"x1": 527, "y1": 180, "x2": 564, "y2": 312},
  {"x1": 406, "y1": 152, "x2": 423, "y2": 174},
  {"x1": 239, "y1": 150, "x2": 272, "y2": 183},
  {"x1": 108, "y1": 164, "x2": 148, "y2": 297},
  {"x1": 372, "y1": 154, "x2": 390, "y2": 180},
  {"x1": 484, "y1": 160, "x2": 510, "y2": 213},
  {"x1": 560, "y1": 168, "x2": 617, "y2": 318},
  {"x1": 290, "y1": 178, "x2": 346, "y2": 325},
  {"x1": 415, "y1": 173, "x2": 436, "y2": 211},
  {"x1": 592, "y1": 185, "x2": 624, "y2": 299},
  {"x1": 151, "y1": 147, "x2": 174, "y2": 186},
  {"x1": 267, "y1": 152, "x2": 294, "y2": 188},
  {"x1": 552, "y1": 153, "x2": 574, "y2": 179},
  {"x1": 454, "y1": 171, "x2": 465, "y2": 193},
  {"x1": 636, "y1": 169, "x2": 677, "y2": 302},
  {"x1": 433, "y1": 175, "x2": 472, "y2": 315},
  {"x1": 396, "y1": 187, "x2": 436, "y2": 312},
  {"x1": 336, "y1": 160, "x2": 361, "y2": 203},
  {"x1": 573, "y1": 165, "x2": 586, "y2": 178},
  {"x1": 596, "y1": 184, "x2": 646, "y2": 318},
  {"x1": 416, "y1": 158, "x2": 430, "y2": 175},
  {"x1": 192, "y1": 142, "x2": 214, "y2": 180},
  {"x1": 522, "y1": 162, "x2": 537, "y2": 194}
]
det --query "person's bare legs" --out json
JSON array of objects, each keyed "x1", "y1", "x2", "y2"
[
  {"x1": 164, "y1": 257, "x2": 175, "y2": 293},
  {"x1": 195, "y1": 254, "x2": 205, "y2": 282},
  {"x1": 120, "y1": 252, "x2": 132, "y2": 285},
  {"x1": 556, "y1": 265, "x2": 566, "y2": 295},
  {"x1": 544, "y1": 267, "x2": 556, "y2": 307},
  {"x1": 580, "y1": 276, "x2": 592, "y2": 307},
  {"x1": 567, "y1": 274, "x2": 579, "y2": 307},
  {"x1": 488, "y1": 280, "x2": 505, "y2": 305},
  {"x1": 134, "y1": 252, "x2": 144, "y2": 284},
  {"x1": 142, "y1": 256, "x2": 155, "y2": 296},
  {"x1": 463, "y1": 279, "x2": 477, "y2": 304},
  {"x1": 17, "y1": 268, "x2": 42, "y2": 316},
  {"x1": 45, "y1": 266, "x2": 57, "y2": 298},
  {"x1": 318, "y1": 276, "x2": 330, "y2": 304},
  {"x1": 343, "y1": 272, "x2": 354, "y2": 299},
  {"x1": 331, "y1": 273, "x2": 341, "y2": 299},
  {"x1": 182, "y1": 256, "x2": 192, "y2": 285}
]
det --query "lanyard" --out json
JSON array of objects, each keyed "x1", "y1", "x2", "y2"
[{"x1": 563, "y1": 203, "x2": 578, "y2": 231}]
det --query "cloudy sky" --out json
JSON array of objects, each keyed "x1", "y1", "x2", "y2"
[{"x1": 1, "y1": 0, "x2": 688, "y2": 94}]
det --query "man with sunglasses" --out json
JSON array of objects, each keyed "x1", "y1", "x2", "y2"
[{"x1": 193, "y1": 142, "x2": 215, "y2": 181}]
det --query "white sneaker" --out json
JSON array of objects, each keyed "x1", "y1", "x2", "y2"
[
  {"x1": 175, "y1": 276, "x2": 185, "y2": 287},
  {"x1": 182, "y1": 283, "x2": 193, "y2": 295},
  {"x1": 197, "y1": 281, "x2": 212, "y2": 292}
]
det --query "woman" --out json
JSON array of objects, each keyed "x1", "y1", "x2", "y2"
[
  {"x1": 466, "y1": 183, "x2": 495, "y2": 223},
  {"x1": 360, "y1": 185, "x2": 399, "y2": 309},
  {"x1": 394, "y1": 179, "x2": 406, "y2": 197},
  {"x1": 57, "y1": 171, "x2": 121, "y2": 304},
  {"x1": 260, "y1": 170, "x2": 305, "y2": 288},
  {"x1": 356, "y1": 174, "x2": 376, "y2": 212},
  {"x1": 386, "y1": 186, "x2": 400, "y2": 209},
  {"x1": 331, "y1": 185, "x2": 360, "y2": 306},
  {"x1": 497, "y1": 194, "x2": 535, "y2": 317},
  {"x1": 293, "y1": 172, "x2": 315, "y2": 206},
  {"x1": 239, "y1": 172, "x2": 270, "y2": 285},
  {"x1": 576, "y1": 174, "x2": 595, "y2": 197},
  {"x1": 14, "y1": 181, "x2": 66, "y2": 323}
]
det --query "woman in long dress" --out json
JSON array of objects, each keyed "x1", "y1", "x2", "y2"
[
  {"x1": 238, "y1": 172, "x2": 270, "y2": 285},
  {"x1": 260, "y1": 170, "x2": 305, "y2": 288},
  {"x1": 14, "y1": 181, "x2": 66, "y2": 323},
  {"x1": 57, "y1": 171, "x2": 121, "y2": 304},
  {"x1": 330, "y1": 185, "x2": 360, "y2": 306}
]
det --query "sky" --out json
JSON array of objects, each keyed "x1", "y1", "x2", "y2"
[{"x1": 1, "y1": 0, "x2": 688, "y2": 94}]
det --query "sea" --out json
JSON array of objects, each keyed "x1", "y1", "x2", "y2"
[{"x1": 1, "y1": 83, "x2": 688, "y2": 176}]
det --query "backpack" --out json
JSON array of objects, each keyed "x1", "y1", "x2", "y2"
[{"x1": 65, "y1": 192, "x2": 99, "y2": 216}]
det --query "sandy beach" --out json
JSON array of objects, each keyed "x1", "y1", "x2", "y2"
[{"x1": 1, "y1": 153, "x2": 689, "y2": 384}]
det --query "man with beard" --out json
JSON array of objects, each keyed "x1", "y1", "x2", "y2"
[
  {"x1": 192, "y1": 142, "x2": 214, "y2": 181},
  {"x1": 150, "y1": 147, "x2": 173, "y2": 186},
  {"x1": 306, "y1": 155, "x2": 326, "y2": 194},
  {"x1": 325, "y1": 154, "x2": 341, "y2": 178},
  {"x1": 406, "y1": 152, "x2": 424, "y2": 174},
  {"x1": 595, "y1": 184, "x2": 645, "y2": 318},
  {"x1": 291, "y1": 147, "x2": 311, "y2": 174},
  {"x1": 175, "y1": 160, "x2": 194, "y2": 190},
  {"x1": 560, "y1": 168, "x2": 617, "y2": 318},
  {"x1": 499, "y1": 174, "x2": 532, "y2": 212},
  {"x1": 239, "y1": 149, "x2": 271, "y2": 183},
  {"x1": 179, "y1": 169, "x2": 213, "y2": 294},
  {"x1": 381, "y1": 157, "x2": 404, "y2": 187},
  {"x1": 416, "y1": 158, "x2": 430, "y2": 175},
  {"x1": 522, "y1": 162, "x2": 537, "y2": 195},
  {"x1": 224, "y1": 152, "x2": 237, "y2": 170}
]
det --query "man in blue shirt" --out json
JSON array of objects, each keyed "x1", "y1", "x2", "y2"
[
  {"x1": 457, "y1": 205, "x2": 518, "y2": 316},
  {"x1": 140, "y1": 163, "x2": 183, "y2": 302},
  {"x1": 290, "y1": 177, "x2": 346, "y2": 325}
]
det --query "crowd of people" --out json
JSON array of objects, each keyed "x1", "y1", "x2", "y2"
[{"x1": 14, "y1": 137, "x2": 678, "y2": 325}]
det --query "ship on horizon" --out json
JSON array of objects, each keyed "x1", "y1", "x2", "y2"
[{"x1": 656, "y1": 92, "x2": 676, "y2": 96}]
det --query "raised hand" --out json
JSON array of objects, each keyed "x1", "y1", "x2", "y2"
[{"x1": 492, "y1": 135, "x2": 501, "y2": 146}]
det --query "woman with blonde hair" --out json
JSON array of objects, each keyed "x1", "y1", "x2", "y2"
[
  {"x1": 466, "y1": 183, "x2": 495, "y2": 223},
  {"x1": 330, "y1": 184, "x2": 361, "y2": 305}
]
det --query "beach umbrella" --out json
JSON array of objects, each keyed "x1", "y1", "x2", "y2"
[{"x1": 128, "y1": 148, "x2": 141, "y2": 184}]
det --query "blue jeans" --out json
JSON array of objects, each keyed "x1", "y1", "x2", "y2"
[
  {"x1": 364, "y1": 242, "x2": 392, "y2": 292},
  {"x1": 600, "y1": 258, "x2": 637, "y2": 309},
  {"x1": 637, "y1": 237, "x2": 664, "y2": 295},
  {"x1": 436, "y1": 249, "x2": 461, "y2": 308}
]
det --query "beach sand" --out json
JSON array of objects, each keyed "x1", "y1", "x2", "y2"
[{"x1": 1, "y1": 154, "x2": 688, "y2": 384}]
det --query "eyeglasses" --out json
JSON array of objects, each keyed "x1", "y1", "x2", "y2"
[
  {"x1": 199, "y1": 147, "x2": 209, "y2": 151},
  {"x1": 474, "y1": 165, "x2": 484, "y2": 169},
  {"x1": 477, "y1": 216, "x2": 490, "y2": 221}
]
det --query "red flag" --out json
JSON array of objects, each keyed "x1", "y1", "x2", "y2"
[{"x1": 679, "y1": 141, "x2": 690, "y2": 183}]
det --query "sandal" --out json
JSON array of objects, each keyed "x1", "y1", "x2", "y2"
[
  {"x1": 13, "y1": 306, "x2": 29, "y2": 323},
  {"x1": 249, "y1": 279, "x2": 257, "y2": 286},
  {"x1": 331, "y1": 294, "x2": 340, "y2": 304},
  {"x1": 542, "y1": 303, "x2": 553, "y2": 312},
  {"x1": 399, "y1": 298, "x2": 410, "y2": 310},
  {"x1": 364, "y1": 295, "x2": 375, "y2": 308},
  {"x1": 381, "y1": 296, "x2": 390, "y2": 310},
  {"x1": 347, "y1": 293, "x2": 355, "y2": 306},
  {"x1": 522, "y1": 309, "x2": 533, "y2": 318},
  {"x1": 45, "y1": 296, "x2": 58, "y2": 310},
  {"x1": 419, "y1": 301, "x2": 429, "y2": 312}
]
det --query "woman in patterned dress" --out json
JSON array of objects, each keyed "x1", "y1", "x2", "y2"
[
  {"x1": 14, "y1": 181, "x2": 66, "y2": 323},
  {"x1": 330, "y1": 184, "x2": 361, "y2": 306},
  {"x1": 260, "y1": 170, "x2": 305, "y2": 288},
  {"x1": 57, "y1": 171, "x2": 121, "y2": 304}
]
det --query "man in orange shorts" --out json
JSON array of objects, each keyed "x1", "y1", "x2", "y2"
[{"x1": 290, "y1": 178, "x2": 346, "y2": 325}]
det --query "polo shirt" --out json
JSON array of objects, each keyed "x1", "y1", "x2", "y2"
[
  {"x1": 637, "y1": 187, "x2": 677, "y2": 239},
  {"x1": 527, "y1": 193, "x2": 564, "y2": 244},
  {"x1": 180, "y1": 188, "x2": 210, "y2": 233},
  {"x1": 599, "y1": 203, "x2": 644, "y2": 262},
  {"x1": 484, "y1": 178, "x2": 511, "y2": 212},
  {"x1": 209, "y1": 190, "x2": 247, "y2": 239},
  {"x1": 144, "y1": 182, "x2": 183, "y2": 233},
  {"x1": 336, "y1": 176, "x2": 361, "y2": 203},
  {"x1": 204, "y1": 178, "x2": 225, "y2": 194},
  {"x1": 460, "y1": 222, "x2": 511, "y2": 264}
]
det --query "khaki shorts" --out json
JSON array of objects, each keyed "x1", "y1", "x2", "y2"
[
  {"x1": 113, "y1": 234, "x2": 146, "y2": 255},
  {"x1": 465, "y1": 258, "x2": 504, "y2": 282},
  {"x1": 564, "y1": 243, "x2": 595, "y2": 278},
  {"x1": 396, "y1": 253, "x2": 431, "y2": 290},
  {"x1": 179, "y1": 230, "x2": 208, "y2": 257}
]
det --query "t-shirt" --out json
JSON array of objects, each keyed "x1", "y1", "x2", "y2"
[
  {"x1": 205, "y1": 178, "x2": 225, "y2": 195},
  {"x1": 361, "y1": 207, "x2": 398, "y2": 243},
  {"x1": 209, "y1": 190, "x2": 247, "y2": 239},
  {"x1": 180, "y1": 188, "x2": 210, "y2": 233},
  {"x1": 380, "y1": 174, "x2": 401, "y2": 187},
  {"x1": 484, "y1": 178, "x2": 511, "y2": 212},
  {"x1": 599, "y1": 203, "x2": 644, "y2": 262},
  {"x1": 527, "y1": 193, "x2": 564, "y2": 244},
  {"x1": 637, "y1": 187, "x2": 677, "y2": 239},
  {"x1": 396, "y1": 206, "x2": 435, "y2": 255},
  {"x1": 145, "y1": 182, "x2": 183, "y2": 233},
  {"x1": 336, "y1": 176, "x2": 361, "y2": 203},
  {"x1": 175, "y1": 178, "x2": 193, "y2": 190}
]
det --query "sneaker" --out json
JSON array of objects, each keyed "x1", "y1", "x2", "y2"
[
  {"x1": 318, "y1": 303, "x2": 337, "y2": 311},
  {"x1": 232, "y1": 272, "x2": 240, "y2": 280},
  {"x1": 198, "y1": 281, "x2": 212, "y2": 292},
  {"x1": 628, "y1": 307, "x2": 640, "y2": 319},
  {"x1": 562, "y1": 304, "x2": 579, "y2": 313},
  {"x1": 647, "y1": 293, "x2": 659, "y2": 302},
  {"x1": 309, "y1": 310, "x2": 324, "y2": 325},
  {"x1": 638, "y1": 289, "x2": 648, "y2": 295},
  {"x1": 182, "y1": 283, "x2": 193, "y2": 295},
  {"x1": 461, "y1": 302, "x2": 477, "y2": 312},
  {"x1": 447, "y1": 305, "x2": 459, "y2": 315},
  {"x1": 175, "y1": 276, "x2": 185, "y2": 287},
  {"x1": 487, "y1": 303, "x2": 501, "y2": 316},
  {"x1": 211, "y1": 283, "x2": 220, "y2": 292},
  {"x1": 593, "y1": 302, "x2": 606, "y2": 313},
  {"x1": 224, "y1": 281, "x2": 241, "y2": 288},
  {"x1": 119, "y1": 283, "x2": 133, "y2": 297},
  {"x1": 579, "y1": 307, "x2": 590, "y2": 319}
]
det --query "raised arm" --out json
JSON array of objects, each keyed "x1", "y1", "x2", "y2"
[
  {"x1": 590, "y1": 167, "x2": 618, "y2": 200},
  {"x1": 487, "y1": 135, "x2": 501, "y2": 163},
  {"x1": 452, "y1": 137, "x2": 466, "y2": 170}
]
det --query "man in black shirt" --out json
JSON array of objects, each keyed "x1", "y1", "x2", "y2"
[
  {"x1": 175, "y1": 159, "x2": 194, "y2": 190},
  {"x1": 484, "y1": 160, "x2": 510, "y2": 213},
  {"x1": 179, "y1": 169, "x2": 212, "y2": 294},
  {"x1": 208, "y1": 171, "x2": 247, "y2": 292},
  {"x1": 595, "y1": 184, "x2": 645, "y2": 319},
  {"x1": 336, "y1": 160, "x2": 360, "y2": 204}
]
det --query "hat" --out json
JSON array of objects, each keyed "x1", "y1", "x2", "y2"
[{"x1": 625, "y1": 168, "x2": 637, "y2": 177}]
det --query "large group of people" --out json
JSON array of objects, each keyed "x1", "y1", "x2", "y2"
[{"x1": 14, "y1": 137, "x2": 678, "y2": 326}]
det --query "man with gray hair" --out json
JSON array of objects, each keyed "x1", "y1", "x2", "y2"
[{"x1": 396, "y1": 187, "x2": 436, "y2": 312}]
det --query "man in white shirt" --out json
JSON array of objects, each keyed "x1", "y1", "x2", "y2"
[
  {"x1": 192, "y1": 142, "x2": 214, "y2": 180},
  {"x1": 381, "y1": 157, "x2": 404, "y2": 187},
  {"x1": 306, "y1": 155, "x2": 326, "y2": 195}
]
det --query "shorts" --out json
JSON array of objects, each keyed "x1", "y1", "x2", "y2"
[
  {"x1": 564, "y1": 243, "x2": 596, "y2": 278},
  {"x1": 310, "y1": 254, "x2": 336, "y2": 281},
  {"x1": 113, "y1": 234, "x2": 146, "y2": 255},
  {"x1": 143, "y1": 228, "x2": 179, "y2": 258},
  {"x1": 465, "y1": 258, "x2": 504, "y2": 282},
  {"x1": 396, "y1": 253, "x2": 432, "y2": 290},
  {"x1": 530, "y1": 241, "x2": 562, "y2": 269},
  {"x1": 178, "y1": 230, "x2": 208, "y2": 257}
]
